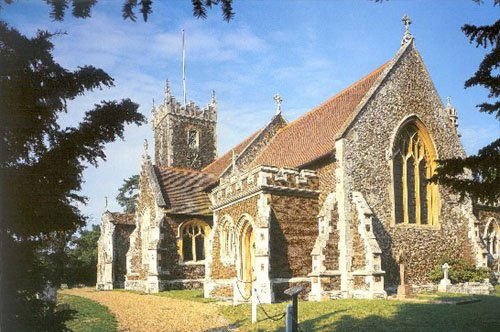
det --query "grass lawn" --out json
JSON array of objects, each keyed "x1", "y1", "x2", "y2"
[
  {"x1": 58, "y1": 293, "x2": 118, "y2": 332},
  {"x1": 208, "y1": 285, "x2": 500, "y2": 332},
  {"x1": 155, "y1": 289, "x2": 217, "y2": 303}
]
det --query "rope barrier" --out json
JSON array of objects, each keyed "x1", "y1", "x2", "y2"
[{"x1": 254, "y1": 288, "x2": 286, "y2": 322}]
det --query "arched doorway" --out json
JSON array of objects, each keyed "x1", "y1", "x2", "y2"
[{"x1": 239, "y1": 223, "x2": 255, "y2": 298}]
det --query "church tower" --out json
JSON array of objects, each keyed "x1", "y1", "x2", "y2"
[{"x1": 152, "y1": 80, "x2": 217, "y2": 170}]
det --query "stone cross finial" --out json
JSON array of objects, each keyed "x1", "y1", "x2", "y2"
[
  {"x1": 211, "y1": 89, "x2": 216, "y2": 104},
  {"x1": 105, "y1": 196, "x2": 108, "y2": 210},
  {"x1": 274, "y1": 93, "x2": 283, "y2": 114},
  {"x1": 401, "y1": 14, "x2": 413, "y2": 45}
]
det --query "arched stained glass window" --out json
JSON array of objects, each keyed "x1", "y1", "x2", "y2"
[{"x1": 392, "y1": 120, "x2": 439, "y2": 226}]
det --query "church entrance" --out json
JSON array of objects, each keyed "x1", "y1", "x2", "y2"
[{"x1": 239, "y1": 223, "x2": 255, "y2": 299}]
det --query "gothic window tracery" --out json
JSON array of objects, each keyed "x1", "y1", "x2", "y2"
[
  {"x1": 392, "y1": 120, "x2": 438, "y2": 226},
  {"x1": 179, "y1": 221, "x2": 209, "y2": 262}
]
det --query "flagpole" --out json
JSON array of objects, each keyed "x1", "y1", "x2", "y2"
[{"x1": 182, "y1": 29, "x2": 186, "y2": 108}]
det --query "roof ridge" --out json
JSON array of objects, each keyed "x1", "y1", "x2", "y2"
[{"x1": 277, "y1": 60, "x2": 391, "y2": 135}]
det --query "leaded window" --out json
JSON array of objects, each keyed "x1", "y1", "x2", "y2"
[
  {"x1": 393, "y1": 121, "x2": 438, "y2": 226},
  {"x1": 180, "y1": 222, "x2": 208, "y2": 262}
]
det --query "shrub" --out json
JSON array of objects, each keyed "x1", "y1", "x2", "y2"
[{"x1": 429, "y1": 256, "x2": 491, "y2": 284}]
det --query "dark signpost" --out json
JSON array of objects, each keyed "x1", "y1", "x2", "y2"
[{"x1": 284, "y1": 285, "x2": 304, "y2": 332}]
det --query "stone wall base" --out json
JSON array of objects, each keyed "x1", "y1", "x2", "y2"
[
  {"x1": 124, "y1": 280, "x2": 148, "y2": 292},
  {"x1": 442, "y1": 282, "x2": 495, "y2": 295},
  {"x1": 411, "y1": 282, "x2": 495, "y2": 295},
  {"x1": 96, "y1": 282, "x2": 114, "y2": 291},
  {"x1": 159, "y1": 279, "x2": 204, "y2": 291}
]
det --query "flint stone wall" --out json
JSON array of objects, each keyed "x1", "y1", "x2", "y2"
[
  {"x1": 225, "y1": 114, "x2": 287, "y2": 177},
  {"x1": 341, "y1": 42, "x2": 476, "y2": 286},
  {"x1": 269, "y1": 195, "x2": 319, "y2": 278},
  {"x1": 159, "y1": 214, "x2": 211, "y2": 282},
  {"x1": 307, "y1": 156, "x2": 336, "y2": 208},
  {"x1": 113, "y1": 224, "x2": 135, "y2": 287},
  {"x1": 168, "y1": 115, "x2": 216, "y2": 170}
]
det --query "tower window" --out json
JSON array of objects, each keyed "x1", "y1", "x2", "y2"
[
  {"x1": 392, "y1": 119, "x2": 439, "y2": 226},
  {"x1": 188, "y1": 129, "x2": 199, "y2": 149}
]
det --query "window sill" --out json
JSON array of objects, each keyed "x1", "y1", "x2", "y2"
[
  {"x1": 179, "y1": 260, "x2": 205, "y2": 266},
  {"x1": 391, "y1": 223, "x2": 440, "y2": 230}
]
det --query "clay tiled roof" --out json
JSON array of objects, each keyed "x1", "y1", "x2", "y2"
[
  {"x1": 156, "y1": 166, "x2": 217, "y2": 215},
  {"x1": 202, "y1": 129, "x2": 261, "y2": 176},
  {"x1": 253, "y1": 62, "x2": 390, "y2": 168},
  {"x1": 110, "y1": 212, "x2": 135, "y2": 226}
]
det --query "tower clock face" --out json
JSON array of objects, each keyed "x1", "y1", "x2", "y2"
[{"x1": 188, "y1": 151, "x2": 200, "y2": 168}]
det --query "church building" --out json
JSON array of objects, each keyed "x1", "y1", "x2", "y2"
[{"x1": 97, "y1": 18, "x2": 497, "y2": 302}]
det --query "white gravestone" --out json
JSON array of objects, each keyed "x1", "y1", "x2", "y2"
[{"x1": 438, "y1": 262, "x2": 451, "y2": 292}]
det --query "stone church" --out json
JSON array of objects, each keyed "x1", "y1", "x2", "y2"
[{"x1": 97, "y1": 21, "x2": 498, "y2": 302}]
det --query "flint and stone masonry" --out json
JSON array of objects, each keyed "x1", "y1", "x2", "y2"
[{"x1": 97, "y1": 23, "x2": 494, "y2": 300}]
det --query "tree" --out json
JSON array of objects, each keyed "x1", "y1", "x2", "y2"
[
  {"x1": 1, "y1": 0, "x2": 235, "y2": 22},
  {"x1": 116, "y1": 174, "x2": 140, "y2": 213},
  {"x1": 431, "y1": 1, "x2": 500, "y2": 204},
  {"x1": 0, "y1": 22, "x2": 146, "y2": 330},
  {"x1": 65, "y1": 225, "x2": 101, "y2": 286}
]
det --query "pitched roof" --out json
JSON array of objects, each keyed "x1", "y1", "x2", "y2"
[
  {"x1": 252, "y1": 61, "x2": 390, "y2": 168},
  {"x1": 202, "y1": 129, "x2": 261, "y2": 176},
  {"x1": 156, "y1": 166, "x2": 216, "y2": 215},
  {"x1": 110, "y1": 212, "x2": 135, "y2": 226}
]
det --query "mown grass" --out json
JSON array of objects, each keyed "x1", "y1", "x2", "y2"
[
  {"x1": 155, "y1": 289, "x2": 217, "y2": 303},
  {"x1": 219, "y1": 285, "x2": 500, "y2": 332},
  {"x1": 59, "y1": 293, "x2": 118, "y2": 332}
]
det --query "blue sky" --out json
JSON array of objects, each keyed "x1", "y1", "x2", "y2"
[{"x1": 2, "y1": 0, "x2": 498, "y2": 225}]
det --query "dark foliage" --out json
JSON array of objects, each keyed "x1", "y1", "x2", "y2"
[
  {"x1": 0, "y1": 21, "x2": 145, "y2": 330},
  {"x1": 65, "y1": 225, "x2": 100, "y2": 286},
  {"x1": 432, "y1": 1, "x2": 500, "y2": 204},
  {"x1": 432, "y1": 139, "x2": 500, "y2": 204},
  {"x1": 1, "y1": 0, "x2": 235, "y2": 22},
  {"x1": 116, "y1": 174, "x2": 139, "y2": 213},
  {"x1": 429, "y1": 256, "x2": 491, "y2": 284}
]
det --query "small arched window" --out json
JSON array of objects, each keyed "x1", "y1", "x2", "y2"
[
  {"x1": 187, "y1": 129, "x2": 199, "y2": 149},
  {"x1": 179, "y1": 221, "x2": 209, "y2": 262},
  {"x1": 219, "y1": 217, "x2": 235, "y2": 264},
  {"x1": 392, "y1": 119, "x2": 439, "y2": 226}
]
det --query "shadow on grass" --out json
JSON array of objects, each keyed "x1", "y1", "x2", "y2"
[{"x1": 289, "y1": 294, "x2": 500, "y2": 332}]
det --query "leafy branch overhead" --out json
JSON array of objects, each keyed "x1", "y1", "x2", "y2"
[
  {"x1": 13, "y1": 0, "x2": 235, "y2": 22},
  {"x1": 431, "y1": 1, "x2": 499, "y2": 204}
]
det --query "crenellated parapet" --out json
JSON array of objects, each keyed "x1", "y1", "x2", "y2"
[
  {"x1": 210, "y1": 165, "x2": 319, "y2": 209},
  {"x1": 152, "y1": 81, "x2": 216, "y2": 128},
  {"x1": 152, "y1": 80, "x2": 217, "y2": 169}
]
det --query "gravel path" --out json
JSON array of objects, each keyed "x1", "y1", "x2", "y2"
[{"x1": 61, "y1": 288, "x2": 232, "y2": 332}]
